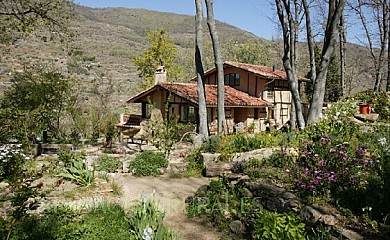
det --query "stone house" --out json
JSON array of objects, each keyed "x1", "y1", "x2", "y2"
[{"x1": 124, "y1": 61, "x2": 308, "y2": 134}]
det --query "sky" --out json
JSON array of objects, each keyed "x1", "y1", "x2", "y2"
[{"x1": 74, "y1": 0, "x2": 281, "y2": 40}]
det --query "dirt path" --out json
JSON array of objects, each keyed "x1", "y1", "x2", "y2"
[{"x1": 113, "y1": 175, "x2": 222, "y2": 240}]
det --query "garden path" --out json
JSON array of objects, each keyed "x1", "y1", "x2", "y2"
[{"x1": 113, "y1": 175, "x2": 222, "y2": 240}]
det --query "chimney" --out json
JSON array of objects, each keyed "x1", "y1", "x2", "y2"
[{"x1": 155, "y1": 65, "x2": 166, "y2": 84}]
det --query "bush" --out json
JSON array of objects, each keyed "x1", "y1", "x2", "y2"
[
  {"x1": 294, "y1": 136, "x2": 377, "y2": 200},
  {"x1": 95, "y1": 156, "x2": 121, "y2": 173},
  {"x1": 128, "y1": 199, "x2": 177, "y2": 240},
  {"x1": 56, "y1": 151, "x2": 94, "y2": 187},
  {"x1": 7, "y1": 203, "x2": 131, "y2": 240},
  {"x1": 221, "y1": 132, "x2": 284, "y2": 154},
  {"x1": 182, "y1": 148, "x2": 203, "y2": 177},
  {"x1": 253, "y1": 211, "x2": 306, "y2": 240},
  {"x1": 129, "y1": 151, "x2": 168, "y2": 177}
]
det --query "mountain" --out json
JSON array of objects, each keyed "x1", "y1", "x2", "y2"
[{"x1": 0, "y1": 5, "x2": 376, "y2": 110}]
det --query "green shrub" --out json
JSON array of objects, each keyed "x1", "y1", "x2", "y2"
[
  {"x1": 201, "y1": 135, "x2": 221, "y2": 153},
  {"x1": 128, "y1": 199, "x2": 177, "y2": 240},
  {"x1": 182, "y1": 148, "x2": 203, "y2": 176},
  {"x1": 7, "y1": 203, "x2": 132, "y2": 240},
  {"x1": 221, "y1": 132, "x2": 284, "y2": 154},
  {"x1": 253, "y1": 211, "x2": 306, "y2": 240},
  {"x1": 129, "y1": 151, "x2": 168, "y2": 177},
  {"x1": 56, "y1": 152, "x2": 94, "y2": 187},
  {"x1": 95, "y1": 156, "x2": 121, "y2": 173}
]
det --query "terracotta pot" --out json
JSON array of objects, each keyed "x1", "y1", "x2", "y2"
[{"x1": 359, "y1": 103, "x2": 371, "y2": 115}]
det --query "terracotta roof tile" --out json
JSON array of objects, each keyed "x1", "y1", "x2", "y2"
[
  {"x1": 160, "y1": 83, "x2": 271, "y2": 107},
  {"x1": 192, "y1": 61, "x2": 309, "y2": 81}
]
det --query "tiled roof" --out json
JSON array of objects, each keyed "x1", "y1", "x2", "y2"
[
  {"x1": 192, "y1": 61, "x2": 308, "y2": 81},
  {"x1": 128, "y1": 83, "x2": 272, "y2": 107},
  {"x1": 224, "y1": 61, "x2": 308, "y2": 81},
  {"x1": 162, "y1": 83, "x2": 271, "y2": 107}
]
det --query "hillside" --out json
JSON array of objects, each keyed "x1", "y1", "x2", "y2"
[{"x1": 0, "y1": 5, "x2": 375, "y2": 110}]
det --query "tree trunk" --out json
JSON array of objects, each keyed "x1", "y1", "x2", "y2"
[
  {"x1": 195, "y1": 0, "x2": 209, "y2": 139},
  {"x1": 205, "y1": 0, "x2": 227, "y2": 134},
  {"x1": 355, "y1": 0, "x2": 389, "y2": 92},
  {"x1": 387, "y1": 18, "x2": 390, "y2": 92},
  {"x1": 275, "y1": 0, "x2": 305, "y2": 130},
  {"x1": 339, "y1": 12, "x2": 346, "y2": 97},
  {"x1": 306, "y1": 0, "x2": 346, "y2": 125}
]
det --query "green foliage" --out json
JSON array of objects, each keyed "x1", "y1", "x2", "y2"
[
  {"x1": 129, "y1": 151, "x2": 168, "y2": 177},
  {"x1": 133, "y1": 29, "x2": 184, "y2": 89},
  {"x1": 147, "y1": 101, "x2": 186, "y2": 157},
  {"x1": 201, "y1": 135, "x2": 221, "y2": 153},
  {"x1": 182, "y1": 148, "x2": 203, "y2": 177},
  {"x1": 0, "y1": 0, "x2": 73, "y2": 43},
  {"x1": 223, "y1": 39, "x2": 270, "y2": 66},
  {"x1": 0, "y1": 144, "x2": 28, "y2": 182},
  {"x1": 253, "y1": 211, "x2": 306, "y2": 240},
  {"x1": 128, "y1": 199, "x2": 177, "y2": 240},
  {"x1": 56, "y1": 151, "x2": 94, "y2": 187},
  {"x1": 305, "y1": 46, "x2": 341, "y2": 102},
  {"x1": 221, "y1": 132, "x2": 284, "y2": 154},
  {"x1": 6, "y1": 203, "x2": 133, "y2": 240},
  {"x1": 354, "y1": 91, "x2": 390, "y2": 122},
  {"x1": 95, "y1": 156, "x2": 122, "y2": 173},
  {"x1": 186, "y1": 177, "x2": 254, "y2": 230},
  {"x1": 0, "y1": 65, "x2": 75, "y2": 142}
]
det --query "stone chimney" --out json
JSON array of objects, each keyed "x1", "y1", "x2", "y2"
[{"x1": 155, "y1": 65, "x2": 166, "y2": 84}]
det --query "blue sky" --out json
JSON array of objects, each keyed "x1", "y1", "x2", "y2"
[{"x1": 74, "y1": 0, "x2": 280, "y2": 40}]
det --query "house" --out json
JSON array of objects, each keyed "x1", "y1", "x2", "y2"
[{"x1": 124, "y1": 62, "x2": 308, "y2": 134}]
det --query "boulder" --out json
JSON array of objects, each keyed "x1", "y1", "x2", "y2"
[
  {"x1": 205, "y1": 162, "x2": 233, "y2": 177},
  {"x1": 229, "y1": 220, "x2": 245, "y2": 235},
  {"x1": 301, "y1": 205, "x2": 321, "y2": 225},
  {"x1": 201, "y1": 152, "x2": 221, "y2": 165}
]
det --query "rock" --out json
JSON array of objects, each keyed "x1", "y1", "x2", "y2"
[
  {"x1": 340, "y1": 228, "x2": 364, "y2": 240},
  {"x1": 301, "y1": 205, "x2": 321, "y2": 225},
  {"x1": 201, "y1": 153, "x2": 221, "y2": 165},
  {"x1": 320, "y1": 214, "x2": 338, "y2": 226},
  {"x1": 354, "y1": 113, "x2": 379, "y2": 123},
  {"x1": 193, "y1": 134, "x2": 204, "y2": 148},
  {"x1": 242, "y1": 187, "x2": 253, "y2": 198},
  {"x1": 229, "y1": 220, "x2": 245, "y2": 235},
  {"x1": 204, "y1": 162, "x2": 233, "y2": 177},
  {"x1": 225, "y1": 173, "x2": 243, "y2": 181},
  {"x1": 232, "y1": 148, "x2": 274, "y2": 162},
  {"x1": 196, "y1": 185, "x2": 209, "y2": 196}
]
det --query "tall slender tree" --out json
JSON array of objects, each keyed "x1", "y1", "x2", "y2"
[
  {"x1": 354, "y1": 0, "x2": 389, "y2": 92},
  {"x1": 275, "y1": 0, "x2": 306, "y2": 130},
  {"x1": 304, "y1": 0, "x2": 346, "y2": 124},
  {"x1": 195, "y1": 0, "x2": 209, "y2": 139},
  {"x1": 204, "y1": 0, "x2": 227, "y2": 134},
  {"x1": 275, "y1": 0, "x2": 346, "y2": 126}
]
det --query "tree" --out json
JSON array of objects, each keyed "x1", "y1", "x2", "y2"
[
  {"x1": 133, "y1": 29, "x2": 184, "y2": 90},
  {"x1": 0, "y1": 0, "x2": 73, "y2": 43},
  {"x1": 353, "y1": 0, "x2": 389, "y2": 92},
  {"x1": 195, "y1": 0, "x2": 209, "y2": 139},
  {"x1": 275, "y1": 0, "x2": 306, "y2": 130},
  {"x1": 275, "y1": 0, "x2": 346, "y2": 127},
  {"x1": 205, "y1": 0, "x2": 227, "y2": 134},
  {"x1": 222, "y1": 39, "x2": 271, "y2": 66},
  {"x1": 0, "y1": 65, "x2": 75, "y2": 142},
  {"x1": 306, "y1": 45, "x2": 342, "y2": 103},
  {"x1": 303, "y1": 0, "x2": 346, "y2": 125}
]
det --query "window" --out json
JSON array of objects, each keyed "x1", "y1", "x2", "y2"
[
  {"x1": 180, "y1": 105, "x2": 197, "y2": 123},
  {"x1": 224, "y1": 73, "x2": 240, "y2": 86}
]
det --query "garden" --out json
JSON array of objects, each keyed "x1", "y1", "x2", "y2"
[
  {"x1": 185, "y1": 91, "x2": 390, "y2": 239},
  {"x1": 0, "y1": 91, "x2": 390, "y2": 240}
]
